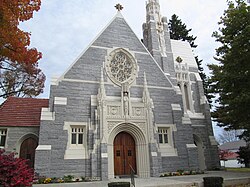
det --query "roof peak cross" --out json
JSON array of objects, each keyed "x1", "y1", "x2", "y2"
[{"x1": 115, "y1": 3, "x2": 123, "y2": 11}]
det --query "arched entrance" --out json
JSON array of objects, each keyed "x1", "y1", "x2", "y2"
[
  {"x1": 108, "y1": 123, "x2": 150, "y2": 178},
  {"x1": 193, "y1": 134, "x2": 206, "y2": 170},
  {"x1": 114, "y1": 132, "x2": 137, "y2": 175},
  {"x1": 20, "y1": 137, "x2": 38, "y2": 168}
]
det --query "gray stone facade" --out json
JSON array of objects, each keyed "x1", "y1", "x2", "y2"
[
  {"x1": 4, "y1": 127, "x2": 39, "y2": 155},
  {"x1": 35, "y1": 0, "x2": 220, "y2": 179}
]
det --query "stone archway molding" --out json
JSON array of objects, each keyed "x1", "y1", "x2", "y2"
[
  {"x1": 16, "y1": 133, "x2": 38, "y2": 158},
  {"x1": 108, "y1": 122, "x2": 150, "y2": 179}
]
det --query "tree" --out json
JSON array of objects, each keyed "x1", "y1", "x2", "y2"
[
  {"x1": 168, "y1": 14, "x2": 197, "y2": 48},
  {"x1": 168, "y1": 14, "x2": 211, "y2": 103},
  {"x1": 237, "y1": 145, "x2": 250, "y2": 168},
  {"x1": 0, "y1": 149, "x2": 34, "y2": 186},
  {"x1": 217, "y1": 129, "x2": 242, "y2": 144},
  {"x1": 0, "y1": 0, "x2": 45, "y2": 98},
  {"x1": 208, "y1": 0, "x2": 250, "y2": 141}
]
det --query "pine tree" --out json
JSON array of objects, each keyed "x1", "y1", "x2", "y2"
[
  {"x1": 237, "y1": 145, "x2": 250, "y2": 168},
  {"x1": 168, "y1": 14, "x2": 197, "y2": 48},
  {"x1": 168, "y1": 14, "x2": 211, "y2": 103},
  {"x1": 209, "y1": 0, "x2": 250, "y2": 141}
]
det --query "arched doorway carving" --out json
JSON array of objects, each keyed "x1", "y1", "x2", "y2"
[
  {"x1": 114, "y1": 132, "x2": 136, "y2": 175},
  {"x1": 108, "y1": 123, "x2": 150, "y2": 179},
  {"x1": 20, "y1": 137, "x2": 38, "y2": 168}
]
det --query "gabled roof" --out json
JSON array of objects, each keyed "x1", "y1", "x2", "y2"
[
  {"x1": 171, "y1": 40, "x2": 197, "y2": 68},
  {"x1": 0, "y1": 97, "x2": 49, "y2": 127},
  {"x1": 220, "y1": 150, "x2": 239, "y2": 160},
  {"x1": 59, "y1": 11, "x2": 174, "y2": 88},
  {"x1": 219, "y1": 140, "x2": 247, "y2": 151}
]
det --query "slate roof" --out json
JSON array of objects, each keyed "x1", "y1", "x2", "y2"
[
  {"x1": 219, "y1": 140, "x2": 247, "y2": 151},
  {"x1": 171, "y1": 39, "x2": 197, "y2": 68},
  {"x1": 0, "y1": 97, "x2": 49, "y2": 127}
]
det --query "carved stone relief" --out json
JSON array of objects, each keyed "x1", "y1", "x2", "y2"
[
  {"x1": 105, "y1": 48, "x2": 138, "y2": 87},
  {"x1": 136, "y1": 122, "x2": 146, "y2": 134},
  {"x1": 108, "y1": 106, "x2": 121, "y2": 116},
  {"x1": 132, "y1": 107, "x2": 145, "y2": 117}
]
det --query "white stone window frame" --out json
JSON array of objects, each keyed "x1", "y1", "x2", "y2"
[
  {"x1": 0, "y1": 129, "x2": 7, "y2": 149},
  {"x1": 158, "y1": 127, "x2": 169, "y2": 144},
  {"x1": 71, "y1": 127, "x2": 85, "y2": 146},
  {"x1": 177, "y1": 81, "x2": 194, "y2": 113},
  {"x1": 63, "y1": 122, "x2": 88, "y2": 159},
  {"x1": 156, "y1": 124, "x2": 178, "y2": 156},
  {"x1": 175, "y1": 62, "x2": 195, "y2": 113}
]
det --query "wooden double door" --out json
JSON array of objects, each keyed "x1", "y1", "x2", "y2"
[
  {"x1": 20, "y1": 137, "x2": 38, "y2": 168},
  {"x1": 114, "y1": 132, "x2": 137, "y2": 176}
]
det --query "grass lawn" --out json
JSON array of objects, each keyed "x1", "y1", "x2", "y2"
[{"x1": 226, "y1": 167, "x2": 250, "y2": 172}]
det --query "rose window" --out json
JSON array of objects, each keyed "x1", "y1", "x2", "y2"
[
  {"x1": 110, "y1": 52, "x2": 133, "y2": 82},
  {"x1": 106, "y1": 48, "x2": 137, "y2": 86}
]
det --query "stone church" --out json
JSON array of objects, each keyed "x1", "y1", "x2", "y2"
[{"x1": 0, "y1": 0, "x2": 219, "y2": 180}]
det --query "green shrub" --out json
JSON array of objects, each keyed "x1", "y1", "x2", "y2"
[
  {"x1": 177, "y1": 169, "x2": 184, "y2": 175},
  {"x1": 63, "y1": 175, "x2": 74, "y2": 183},
  {"x1": 108, "y1": 182, "x2": 130, "y2": 187},
  {"x1": 203, "y1": 177, "x2": 223, "y2": 187}
]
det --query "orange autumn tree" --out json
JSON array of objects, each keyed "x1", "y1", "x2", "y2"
[{"x1": 0, "y1": 0, "x2": 45, "y2": 98}]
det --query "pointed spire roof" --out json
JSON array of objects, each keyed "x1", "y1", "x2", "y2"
[{"x1": 146, "y1": 0, "x2": 161, "y2": 23}]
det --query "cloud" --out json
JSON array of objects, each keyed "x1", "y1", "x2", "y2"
[
  {"x1": 20, "y1": 0, "x2": 227, "y2": 97},
  {"x1": 0, "y1": 0, "x2": 229, "y2": 136}
]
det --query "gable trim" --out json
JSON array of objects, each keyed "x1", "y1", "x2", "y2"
[
  {"x1": 61, "y1": 78, "x2": 174, "y2": 91},
  {"x1": 54, "y1": 12, "x2": 125, "y2": 85},
  {"x1": 53, "y1": 11, "x2": 174, "y2": 88}
]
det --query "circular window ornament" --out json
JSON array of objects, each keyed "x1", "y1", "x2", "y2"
[{"x1": 105, "y1": 48, "x2": 138, "y2": 86}]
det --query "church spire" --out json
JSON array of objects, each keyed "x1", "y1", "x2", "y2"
[
  {"x1": 146, "y1": 0, "x2": 161, "y2": 23},
  {"x1": 143, "y1": 0, "x2": 176, "y2": 76}
]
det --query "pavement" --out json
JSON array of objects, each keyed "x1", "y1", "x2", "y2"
[{"x1": 33, "y1": 171, "x2": 250, "y2": 187}]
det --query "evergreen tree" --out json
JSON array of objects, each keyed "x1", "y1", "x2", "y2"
[
  {"x1": 237, "y1": 145, "x2": 250, "y2": 168},
  {"x1": 168, "y1": 14, "x2": 197, "y2": 48},
  {"x1": 168, "y1": 14, "x2": 211, "y2": 103},
  {"x1": 208, "y1": 0, "x2": 250, "y2": 141}
]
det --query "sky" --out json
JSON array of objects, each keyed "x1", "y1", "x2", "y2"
[
  {"x1": 8, "y1": 0, "x2": 232, "y2": 136},
  {"x1": 19, "y1": 0, "x2": 229, "y2": 96}
]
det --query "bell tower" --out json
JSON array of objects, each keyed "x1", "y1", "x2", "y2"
[{"x1": 143, "y1": 0, "x2": 175, "y2": 77}]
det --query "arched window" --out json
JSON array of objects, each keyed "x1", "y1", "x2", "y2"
[{"x1": 184, "y1": 84, "x2": 190, "y2": 110}]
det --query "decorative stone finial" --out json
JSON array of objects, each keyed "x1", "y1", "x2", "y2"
[
  {"x1": 115, "y1": 3, "x2": 123, "y2": 11},
  {"x1": 176, "y1": 56, "x2": 183, "y2": 63}
]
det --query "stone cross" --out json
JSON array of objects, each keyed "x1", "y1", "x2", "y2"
[{"x1": 115, "y1": 3, "x2": 123, "y2": 11}]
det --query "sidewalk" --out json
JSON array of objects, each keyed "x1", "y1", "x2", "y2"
[{"x1": 33, "y1": 171, "x2": 250, "y2": 187}]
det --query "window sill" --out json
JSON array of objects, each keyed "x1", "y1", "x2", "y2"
[
  {"x1": 64, "y1": 148, "x2": 87, "y2": 159},
  {"x1": 159, "y1": 145, "x2": 178, "y2": 157}
]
